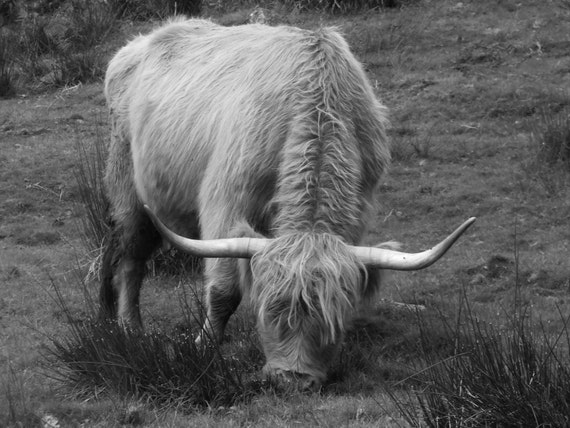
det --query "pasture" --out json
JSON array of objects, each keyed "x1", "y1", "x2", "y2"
[{"x1": 1, "y1": 0, "x2": 570, "y2": 426}]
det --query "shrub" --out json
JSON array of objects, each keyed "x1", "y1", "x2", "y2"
[
  {"x1": 55, "y1": 48, "x2": 107, "y2": 86},
  {"x1": 7, "y1": 1, "x2": 114, "y2": 89},
  {"x1": 66, "y1": 0, "x2": 117, "y2": 49}
]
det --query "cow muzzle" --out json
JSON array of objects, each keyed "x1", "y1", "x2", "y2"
[{"x1": 263, "y1": 365, "x2": 323, "y2": 392}]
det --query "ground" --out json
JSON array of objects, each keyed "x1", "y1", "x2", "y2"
[{"x1": 1, "y1": 0, "x2": 570, "y2": 426}]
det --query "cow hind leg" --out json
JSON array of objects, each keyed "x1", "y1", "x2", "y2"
[{"x1": 99, "y1": 210, "x2": 161, "y2": 329}]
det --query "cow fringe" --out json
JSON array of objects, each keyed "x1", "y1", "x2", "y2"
[{"x1": 251, "y1": 232, "x2": 365, "y2": 345}]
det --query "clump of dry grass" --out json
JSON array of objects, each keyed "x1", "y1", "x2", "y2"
[
  {"x1": 1, "y1": 364, "x2": 41, "y2": 428},
  {"x1": 45, "y1": 278, "x2": 264, "y2": 410},
  {"x1": 389, "y1": 288, "x2": 570, "y2": 426},
  {"x1": 525, "y1": 108, "x2": 570, "y2": 195},
  {"x1": 74, "y1": 124, "x2": 110, "y2": 255},
  {"x1": 532, "y1": 108, "x2": 570, "y2": 170}
]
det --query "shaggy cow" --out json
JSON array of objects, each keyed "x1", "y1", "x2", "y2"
[{"x1": 101, "y1": 18, "x2": 474, "y2": 390}]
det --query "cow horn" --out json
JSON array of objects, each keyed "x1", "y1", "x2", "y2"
[
  {"x1": 351, "y1": 217, "x2": 476, "y2": 270},
  {"x1": 143, "y1": 205, "x2": 267, "y2": 258}
]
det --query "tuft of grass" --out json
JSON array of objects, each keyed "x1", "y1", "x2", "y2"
[
  {"x1": 1, "y1": 364, "x2": 41, "y2": 428},
  {"x1": 388, "y1": 290, "x2": 570, "y2": 426},
  {"x1": 525, "y1": 108, "x2": 570, "y2": 195},
  {"x1": 389, "y1": 123, "x2": 437, "y2": 162},
  {"x1": 45, "y1": 278, "x2": 264, "y2": 410},
  {"x1": 532, "y1": 108, "x2": 570, "y2": 170},
  {"x1": 74, "y1": 124, "x2": 110, "y2": 256}
]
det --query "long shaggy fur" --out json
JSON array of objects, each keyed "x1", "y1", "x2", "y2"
[{"x1": 252, "y1": 233, "x2": 365, "y2": 346}]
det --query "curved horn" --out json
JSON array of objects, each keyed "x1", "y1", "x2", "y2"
[
  {"x1": 351, "y1": 217, "x2": 476, "y2": 270},
  {"x1": 143, "y1": 205, "x2": 267, "y2": 258}
]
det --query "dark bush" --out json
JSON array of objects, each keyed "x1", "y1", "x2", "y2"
[
  {"x1": 110, "y1": 0, "x2": 201, "y2": 20},
  {"x1": 281, "y1": 0, "x2": 415, "y2": 12},
  {"x1": 0, "y1": 31, "x2": 16, "y2": 97},
  {"x1": 66, "y1": 0, "x2": 117, "y2": 49}
]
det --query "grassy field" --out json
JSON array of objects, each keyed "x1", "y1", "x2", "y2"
[{"x1": 1, "y1": 0, "x2": 570, "y2": 426}]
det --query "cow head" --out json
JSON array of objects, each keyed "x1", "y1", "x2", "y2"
[
  {"x1": 251, "y1": 232, "x2": 366, "y2": 390},
  {"x1": 144, "y1": 205, "x2": 475, "y2": 390}
]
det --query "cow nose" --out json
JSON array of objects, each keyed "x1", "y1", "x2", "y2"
[
  {"x1": 266, "y1": 368, "x2": 322, "y2": 392},
  {"x1": 299, "y1": 374, "x2": 321, "y2": 392}
]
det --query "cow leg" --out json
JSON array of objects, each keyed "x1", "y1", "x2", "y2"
[
  {"x1": 197, "y1": 222, "x2": 260, "y2": 344},
  {"x1": 99, "y1": 211, "x2": 161, "y2": 329},
  {"x1": 198, "y1": 258, "x2": 243, "y2": 343},
  {"x1": 100, "y1": 229, "x2": 120, "y2": 320}
]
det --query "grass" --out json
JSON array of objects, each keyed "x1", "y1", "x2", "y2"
[
  {"x1": 390, "y1": 294, "x2": 570, "y2": 426},
  {"x1": 1, "y1": 363, "x2": 41, "y2": 428},
  {"x1": 45, "y1": 278, "x2": 264, "y2": 411},
  {"x1": 0, "y1": 31, "x2": 16, "y2": 98},
  {"x1": 524, "y1": 107, "x2": 570, "y2": 195},
  {"x1": 2, "y1": 0, "x2": 570, "y2": 426},
  {"x1": 74, "y1": 122, "x2": 110, "y2": 254}
]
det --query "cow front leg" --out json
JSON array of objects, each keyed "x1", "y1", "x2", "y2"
[
  {"x1": 195, "y1": 222, "x2": 261, "y2": 345},
  {"x1": 197, "y1": 258, "x2": 242, "y2": 344}
]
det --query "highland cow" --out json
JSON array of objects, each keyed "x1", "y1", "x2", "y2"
[{"x1": 101, "y1": 18, "x2": 474, "y2": 390}]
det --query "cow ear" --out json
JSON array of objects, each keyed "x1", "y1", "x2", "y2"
[
  {"x1": 362, "y1": 240, "x2": 402, "y2": 299},
  {"x1": 230, "y1": 222, "x2": 267, "y2": 293}
]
